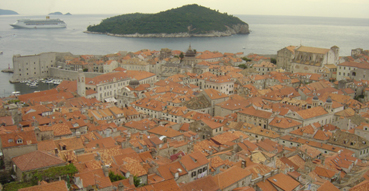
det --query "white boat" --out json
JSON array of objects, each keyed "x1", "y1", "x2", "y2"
[
  {"x1": 53, "y1": 79, "x2": 61, "y2": 85},
  {"x1": 29, "y1": 83, "x2": 38, "y2": 88},
  {"x1": 10, "y1": 16, "x2": 66, "y2": 29},
  {"x1": 11, "y1": 91, "x2": 20, "y2": 96}
]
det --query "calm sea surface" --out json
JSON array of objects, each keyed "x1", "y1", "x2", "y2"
[{"x1": 0, "y1": 14, "x2": 369, "y2": 96}]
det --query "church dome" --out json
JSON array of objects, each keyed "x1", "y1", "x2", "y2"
[
  {"x1": 129, "y1": 78, "x2": 140, "y2": 86},
  {"x1": 326, "y1": 97, "x2": 332, "y2": 103},
  {"x1": 185, "y1": 45, "x2": 196, "y2": 57},
  {"x1": 313, "y1": 96, "x2": 319, "y2": 100}
]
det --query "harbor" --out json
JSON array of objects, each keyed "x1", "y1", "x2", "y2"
[{"x1": 1, "y1": 79, "x2": 60, "y2": 97}]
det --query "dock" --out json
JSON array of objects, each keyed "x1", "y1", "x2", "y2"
[{"x1": 1, "y1": 68, "x2": 13, "y2": 73}]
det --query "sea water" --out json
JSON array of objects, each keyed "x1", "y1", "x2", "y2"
[{"x1": 0, "y1": 14, "x2": 368, "y2": 96}]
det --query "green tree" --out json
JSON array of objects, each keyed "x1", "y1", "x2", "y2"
[
  {"x1": 3, "y1": 182, "x2": 35, "y2": 191},
  {"x1": 133, "y1": 176, "x2": 145, "y2": 187},
  {"x1": 238, "y1": 64, "x2": 247, "y2": 69},
  {"x1": 109, "y1": 171, "x2": 125, "y2": 182},
  {"x1": 179, "y1": 52, "x2": 184, "y2": 62},
  {"x1": 242, "y1": 57, "x2": 251, "y2": 62},
  {"x1": 270, "y1": 58, "x2": 277, "y2": 64}
]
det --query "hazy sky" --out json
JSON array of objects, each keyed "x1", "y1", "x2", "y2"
[{"x1": 1, "y1": 0, "x2": 369, "y2": 18}]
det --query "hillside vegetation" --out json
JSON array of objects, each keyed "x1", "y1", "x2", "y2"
[
  {"x1": 0, "y1": 9, "x2": 18, "y2": 15},
  {"x1": 87, "y1": 4, "x2": 248, "y2": 35}
]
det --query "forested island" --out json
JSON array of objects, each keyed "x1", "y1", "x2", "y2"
[
  {"x1": 48, "y1": 12, "x2": 63, "y2": 15},
  {"x1": 86, "y1": 4, "x2": 249, "y2": 38},
  {"x1": 0, "y1": 9, "x2": 18, "y2": 15}
]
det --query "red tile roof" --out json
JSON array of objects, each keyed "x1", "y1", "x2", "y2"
[
  {"x1": 12, "y1": 150, "x2": 66, "y2": 171},
  {"x1": 18, "y1": 180, "x2": 68, "y2": 191}
]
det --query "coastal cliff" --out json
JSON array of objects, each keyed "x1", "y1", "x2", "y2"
[{"x1": 87, "y1": 4, "x2": 250, "y2": 38}]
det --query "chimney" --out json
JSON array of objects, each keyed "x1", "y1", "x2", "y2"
[
  {"x1": 241, "y1": 160, "x2": 246, "y2": 169},
  {"x1": 118, "y1": 182, "x2": 124, "y2": 191},
  {"x1": 102, "y1": 165, "x2": 109, "y2": 177},
  {"x1": 239, "y1": 135, "x2": 243, "y2": 143},
  {"x1": 95, "y1": 152, "x2": 101, "y2": 161},
  {"x1": 128, "y1": 175, "x2": 134, "y2": 185}
]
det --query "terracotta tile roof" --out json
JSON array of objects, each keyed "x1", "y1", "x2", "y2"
[
  {"x1": 37, "y1": 140, "x2": 57, "y2": 153},
  {"x1": 298, "y1": 144, "x2": 321, "y2": 158},
  {"x1": 138, "y1": 179, "x2": 181, "y2": 191},
  {"x1": 193, "y1": 139, "x2": 218, "y2": 156},
  {"x1": 233, "y1": 122, "x2": 280, "y2": 139},
  {"x1": 39, "y1": 123, "x2": 72, "y2": 137},
  {"x1": 0, "y1": 130, "x2": 38, "y2": 148},
  {"x1": 289, "y1": 124, "x2": 315, "y2": 136},
  {"x1": 314, "y1": 166, "x2": 337, "y2": 179},
  {"x1": 269, "y1": 117, "x2": 301, "y2": 129},
  {"x1": 213, "y1": 166, "x2": 251, "y2": 189},
  {"x1": 180, "y1": 151, "x2": 209, "y2": 171},
  {"x1": 0, "y1": 116, "x2": 14, "y2": 126},
  {"x1": 350, "y1": 180, "x2": 369, "y2": 191},
  {"x1": 238, "y1": 106, "x2": 273, "y2": 119},
  {"x1": 54, "y1": 137, "x2": 84, "y2": 151},
  {"x1": 12, "y1": 150, "x2": 66, "y2": 171},
  {"x1": 245, "y1": 163, "x2": 275, "y2": 179},
  {"x1": 203, "y1": 89, "x2": 228, "y2": 100},
  {"x1": 75, "y1": 169, "x2": 112, "y2": 189},
  {"x1": 253, "y1": 61, "x2": 276, "y2": 68},
  {"x1": 157, "y1": 161, "x2": 187, "y2": 180},
  {"x1": 119, "y1": 157, "x2": 147, "y2": 177},
  {"x1": 211, "y1": 132, "x2": 239, "y2": 145},
  {"x1": 295, "y1": 106, "x2": 328, "y2": 119},
  {"x1": 256, "y1": 181, "x2": 277, "y2": 191},
  {"x1": 85, "y1": 137, "x2": 117, "y2": 149},
  {"x1": 201, "y1": 119, "x2": 223, "y2": 129},
  {"x1": 18, "y1": 180, "x2": 68, "y2": 191},
  {"x1": 297, "y1": 46, "x2": 330, "y2": 54},
  {"x1": 339, "y1": 61, "x2": 369, "y2": 69},
  {"x1": 180, "y1": 175, "x2": 219, "y2": 191},
  {"x1": 313, "y1": 130, "x2": 331, "y2": 141},
  {"x1": 267, "y1": 173, "x2": 300, "y2": 191},
  {"x1": 148, "y1": 126, "x2": 182, "y2": 138}
]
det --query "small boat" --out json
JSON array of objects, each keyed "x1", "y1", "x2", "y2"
[
  {"x1": 53, "y1": 79, "x2": 61, "y2": 85},
  {"x1": 29, "y1": 83, "x2": 38, "y2": 88},
  {"x1": 11, "y1": 91, "x2": 20, "y2": 96}
]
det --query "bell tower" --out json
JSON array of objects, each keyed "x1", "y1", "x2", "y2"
[{"x1": 77, "y1": 69, "x2": 86, "y2": 97}]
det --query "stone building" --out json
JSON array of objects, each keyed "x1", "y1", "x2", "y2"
[
  {"x1": 11, "y1": 52, "x2": 58, "y2": 82},
  {"x1": 337, "y1": 61, "x2": 369, "y2": 81},
  {"x1": 328, "y1": 130, "x2": 369, "y2": 159},
  {"x1": 276, "y1": 46, "x2": 296, "y2": 72},
  {"x1": 0, "y1": 130, "x2": 38, "y2": 169},
  {"x1": 179, "y1": 151, "x2": 209, "y2": 183},
  {"x1": 291, "y1": 46, "x2": 339, "y2": 73},
  {"x1": 237, "y1": 106, "x2": 274, "y2": 129},
  {"x1": 12, "y1": 150, "x2": 67, "y2": 181}
]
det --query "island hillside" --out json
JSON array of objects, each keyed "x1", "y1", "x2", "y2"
[
  {"x1": 49, "y1": 12, "x2": 63, "y2": 15},
  {"x1": 0, "y1": 9, "x2": 18, "y2": 15},
  {"x1": 87, "y1": 4, "x2": 249, "y2": 37}
]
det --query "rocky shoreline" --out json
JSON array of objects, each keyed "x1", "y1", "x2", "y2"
[{"x1": 84, "y1": 24, "x2": 250, "y2": 38}]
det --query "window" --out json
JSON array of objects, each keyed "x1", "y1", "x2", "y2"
[
  {"x1": 198, "y1": 168, "x2": 202, "y2": 173},
  {"x1": 8, "y1": 139, "x2": 13, "y2": 143},
  {"x1": 191, "y1": 171, "x2": 197, "y2": 177},
  {"x1": 17, "y1": 139, "x2": 23, "y2": 144},
  {"x1": 203, "y1": 167, "x2": 207, "y2": 172}
]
